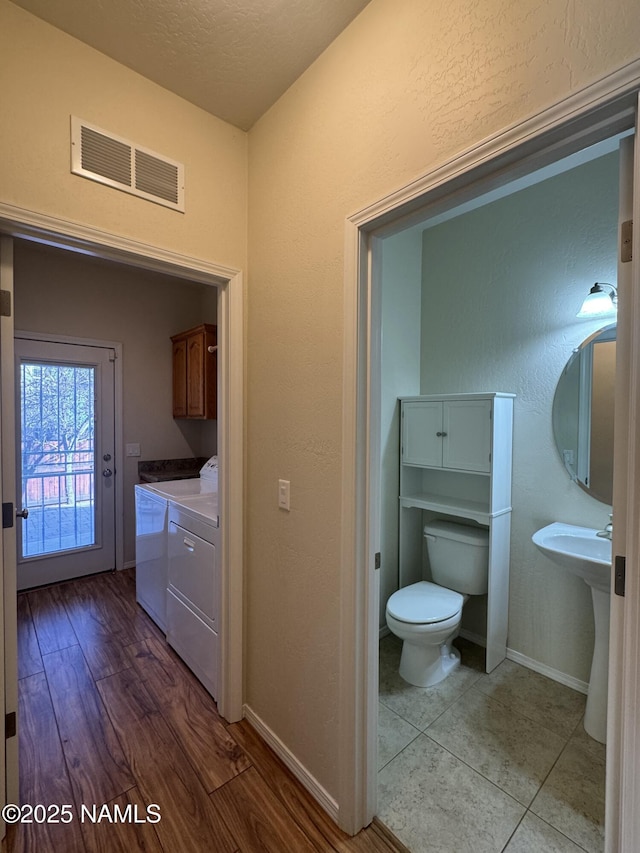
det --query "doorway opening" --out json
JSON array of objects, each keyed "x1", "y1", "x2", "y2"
[
  {"x1": 374, "y1": 130, "x2": 624, "y2": 853},
  {"x1": 0, "y1": 214, "x2": 244, "y2": 818},
  {"x1": 339, "y1": 78, "x2": 640, "y2": 852}
]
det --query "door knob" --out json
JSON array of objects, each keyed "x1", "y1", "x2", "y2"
[
  {"x1": 102, "y1": 468, "x2": 113, "y2": 478},
  {"x1": 16, "y1": 507, "x2": 29, "y2": 519}
]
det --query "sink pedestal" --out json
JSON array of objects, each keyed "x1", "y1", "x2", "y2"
[
  {"x1": 584, "y1": 586, "x2": 610, "y2": 744},
  {"x1": 531, "y1": 523, "x2": 612, "y2": 745}
]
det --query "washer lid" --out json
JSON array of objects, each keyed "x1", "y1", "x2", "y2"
[{"x1": 387, "y1": 581, "x2": 463, "y2": 624}]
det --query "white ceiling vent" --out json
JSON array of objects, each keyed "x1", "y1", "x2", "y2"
[{"x1": 71, "y1": 117, "x2": 184, "y2": 212}]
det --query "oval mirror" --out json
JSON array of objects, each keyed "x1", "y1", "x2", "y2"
[{"x1": 552, "y1": 324, "x2": 615, "y2": 505}]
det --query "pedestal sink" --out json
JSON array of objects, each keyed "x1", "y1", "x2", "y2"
[{"x1": 532, "y1": 522, "x2": 612, "y2": 743}]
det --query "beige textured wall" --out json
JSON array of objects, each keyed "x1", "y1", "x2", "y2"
[
  {"x1": 0, "y1": 0, "x2": 247, "y2": 271},
  {"x1": 14, "y1": 240, "x2": 218, "y2": 566},
  {"x1": 247, "y1": 0, "x2": 640, "y2": 798}
]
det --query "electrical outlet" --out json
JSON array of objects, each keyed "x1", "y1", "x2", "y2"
[
  {"x1": 278, "y1": 479, "x2": 290, "y2": 511},
  {"x1": 126, "y1": 443, "x2": 141, "y2": 457}
]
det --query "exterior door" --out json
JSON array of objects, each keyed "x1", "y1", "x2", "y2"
[{"x1": 14, "y1": 337, "x2": 116, "y2": 590}]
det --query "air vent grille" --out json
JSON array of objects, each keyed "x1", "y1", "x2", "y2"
[
  {"x1": 71, "y1": 117, "x2": 184, "y2": 212},
  {"x1": 135, "y1": 149, "x2": 179, "y2": 205},
  {"x1": 80, "y1": 126, "x2": 132, "y2": 186}
]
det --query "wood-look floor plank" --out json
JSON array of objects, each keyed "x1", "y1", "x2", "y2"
[
  {"x1": 63, "y1": 574, "x2": 129, "y2": 634},
  {"x1": 227, "y1": 720, "x2": 407, "y2": 853},
  {"x1": 209, "y1": 766, "x2": 320, "y2": 853},
  {"x1": 27, "y1": 584, "x2": 78, "y2": 656},
  {"x1": 97, "y1": 667, "x2": 238, "y2": 853},
  {"x1": 16, "y1": 594, "x2": 43, "y2": 680},
  {"x1": 16, "y1": 572, "x2": 402, "y2": 853},
  {"x1": 79, "y1": 787, "x2": 164, "y2": 853},
  {"x1": 127, "y1": 637, "x2": 251, "y2": 793},
  {"x1": 101, "y1": 570, "x2": 164, "y2": 643},
  {"x1": 43, "y1": 645, "x2": 134, "y2": 808},
  {"x1": 338, "y1": 819, "x2": 412, "y2": 853},
  {"x1": 61, "y1": 579, "x2": 134, "y2": 680},
  {"x1": 11, "y1": 672, "x2": 86, "y2": 853},
  {"x1": 228, "y1": 718, "x2": 355, "y2": 850}
]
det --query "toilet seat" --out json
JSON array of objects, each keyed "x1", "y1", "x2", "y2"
[{"x1": 387, "y1": 581, "x2": 463, "y2": 625}]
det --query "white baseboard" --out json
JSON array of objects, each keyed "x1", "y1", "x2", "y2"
[
  {"x1": 458, "y1": 630, "x2": 589, "y2": 695},
  {"x1": 242, "y1": 705, "x2": 339, "y2": 823},
  {"x1": 506, "y1": 647, "x2": 589, "y2": 696},
  {"x1": 382, "y1": 627, "x2": 588, "y2": 695},
  {"x1": 123, "y1": 560, "x2": 136, "y2": 570},
  {"x1": 379, "y1": 625, "x2": 391, "y2": 640}
]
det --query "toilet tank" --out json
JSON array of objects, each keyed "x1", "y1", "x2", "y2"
[{"x1": 424, "y1": 520, "x2": 489, "y2": 595}]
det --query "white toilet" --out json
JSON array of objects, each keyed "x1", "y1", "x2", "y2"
[{"x1": 385, "y1": 519, "x2": 489, "y2": 687}]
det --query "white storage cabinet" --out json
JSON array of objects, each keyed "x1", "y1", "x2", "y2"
[{"x1": 399, "y1": 392, "x2": 514, "y2": 672}]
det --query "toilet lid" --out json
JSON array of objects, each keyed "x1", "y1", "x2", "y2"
[{"x1": 387, "y1": 581, "x2": 463, "y2": 624}]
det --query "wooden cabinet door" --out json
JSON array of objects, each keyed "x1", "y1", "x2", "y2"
[
  {"x1": 442, "y1": 399, "x2": 491, "y2": 472},
  {"x1": 187, "y1": 331, "x2": 205, "y2": 417},
  {"x1": 172, "y1": 338, "x2": 188, "y2": 418}
]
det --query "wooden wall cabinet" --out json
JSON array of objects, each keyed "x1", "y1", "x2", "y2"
[
  {"x1": 171, "y1": 324, "x2": 217, "y2": 419},
  {"x1": 399, "y1": 392, "x2": 515, "y2": 672}
]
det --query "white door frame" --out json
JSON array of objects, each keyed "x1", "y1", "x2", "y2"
[
  {"x1": 0, "y1": 205, "x2": 244, "y2": 726},
  {"x1": 339, "y1": 59, "x2": 640, "y2": 845}
]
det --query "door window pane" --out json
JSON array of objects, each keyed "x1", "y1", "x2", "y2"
[{"x1": 20, "y1": 362, "x2": 96, "y2": 558}]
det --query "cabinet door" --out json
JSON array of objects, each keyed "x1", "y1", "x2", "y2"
[
  {"x1": 402, "y1": 401, "x2": 443, "y2": 466},
  {"x1": 187, "y1": 331, "x2": 205, "y2": 417},
  {"x1": 442, "y1": 399, "x2": 491, "y2": 472},
  {"x1": 172, "y1": 338, "x2": 188, "y2": 418}
]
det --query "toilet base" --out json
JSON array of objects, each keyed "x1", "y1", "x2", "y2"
[{"x1": 399, "y1": 639, "x2": 461, "y2": 687}]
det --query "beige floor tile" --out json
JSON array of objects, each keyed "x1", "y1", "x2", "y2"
[
  {"x1": 425, "y1": 688, "x2": 566, "y2": 805},
  {"x1": 475, "y1": 659, "x2": 586, "y2": 738},
  {"x1": 378, "y1": 702, "x2": 421, "y2": 770},
  {"x1": 504, "y1": 813, "x2": 589, "y2": 852},
  {"x1": 377, "y1": 735, "x2": 525, "y2": 853},
  {"x1": 453, "y1": 635, "x2": 487, "y2": 670},
  {"x1": 379, "y1": 636, "x2": 482, "y2": 730},
  {"x1": 530, "y1": 726, "x2": 605, "y2": 853}
]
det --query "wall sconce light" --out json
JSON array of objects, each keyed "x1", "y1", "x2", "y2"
[{"x1": 576, "y1": 282, "x2": 618, "y2": 318}]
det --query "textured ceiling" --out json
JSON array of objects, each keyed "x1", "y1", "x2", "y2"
[{"x1": 10, "y1": 0, "x2": 372, "y2": 130}]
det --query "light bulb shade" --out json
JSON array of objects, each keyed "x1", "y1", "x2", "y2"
[{"x1": 576, "y1": 283, "x2": 617, "y2": 318}]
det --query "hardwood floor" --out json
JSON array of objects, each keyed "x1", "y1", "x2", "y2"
[{"x1": 6, "y1": 569, "x2": 405, "y2": 853}]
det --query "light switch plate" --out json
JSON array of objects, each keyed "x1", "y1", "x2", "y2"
[
  {"x1": 126, "y1": 443, "x2": 141, "y2": 457},
  {"x1": 278, "y1": 479, "x2": 290, "y2": 511}
]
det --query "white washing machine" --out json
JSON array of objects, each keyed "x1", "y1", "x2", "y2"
[
  {"x1": 166, "y1": 493, "x2": 219, "y2": 699},
  {"x1": 134, "y1": 456, "x2": 218, "y2": 632},
  {"x1": 134, "y1": 487, "x2": 170, "y2": 630}
]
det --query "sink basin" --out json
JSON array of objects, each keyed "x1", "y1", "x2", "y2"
[
  {"x1": 532, "y1": 521, "x2": 613, "y2": 744},
  {"x1": 531, "y1": 522, "x2": 611, "y2": 593}
]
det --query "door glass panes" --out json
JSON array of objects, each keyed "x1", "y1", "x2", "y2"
[{"x1": 20, "y1": 362, "x2": 96, "y2": 558}]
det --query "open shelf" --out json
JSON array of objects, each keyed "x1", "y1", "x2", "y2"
[{"x1": 400, "y1": 493, "x2": 490, "y2": 524}]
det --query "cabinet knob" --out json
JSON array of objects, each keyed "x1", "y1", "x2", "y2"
[{"x1": 436, "y1": 431, "x2": 448, "y2": 437}]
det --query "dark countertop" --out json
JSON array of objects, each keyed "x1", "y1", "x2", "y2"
[{"x1": 138, "y1": 457, "x2": 208, "y2": 483}]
